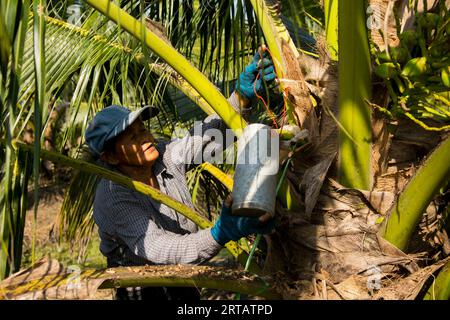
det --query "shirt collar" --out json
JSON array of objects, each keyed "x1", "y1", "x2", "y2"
[
  {"x1": 152, "y1": 144, "x2": 173, "y2": 177},
  {"x1": 153, "y1": 158, "x2": 168, "y2": 176}
]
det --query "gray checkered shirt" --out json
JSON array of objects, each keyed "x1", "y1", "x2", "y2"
[{"x1": 93, "y1": 92, "x2": 243, "y2": 267}]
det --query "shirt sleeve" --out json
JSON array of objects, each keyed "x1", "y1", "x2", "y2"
[
  {"x1": 109, "y1": 186, "x2": 223, "y2": 265},
  {"x1": 165, "y1": 91, "x2": 247, "y2": 173}
]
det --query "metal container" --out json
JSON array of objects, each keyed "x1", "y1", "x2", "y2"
[{"x1": 231, "y1": 123, "x2": 279, "y2": 218}]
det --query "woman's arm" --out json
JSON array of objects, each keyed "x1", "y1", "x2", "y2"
[
  {"x1": 166, "y1": 91, "x2": 250, "y2": 173},
  {"x1": 105, "y1": 187, "x2": 223, "y2": 265}
]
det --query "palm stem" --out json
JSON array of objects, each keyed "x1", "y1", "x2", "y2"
[
  {"x1": 380, "y1": 137, "x2": 450, "y2": 251},
  {"x1": 424, "y1": 260, "x2": 450, "y2": 300},
  {"x1": 198, "y1": 162, "x2": 233, "y2": 191},
  {"x1": 31, "y1": 0, "x2": 46, "y2": 267},
  {"x1": 0, "y1": 265, "x2": 281, "y2": 299},
  {"x1": 323, "y1": 0, "x2": 339, "y2": 60},
  {"x1": 337, "y1": 0, "x2": 372, "y2": 189},
  {"x1": 249, "y1": 0, "x2": 299, "y2": 125}
]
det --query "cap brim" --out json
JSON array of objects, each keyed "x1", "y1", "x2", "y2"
[
  {"x1": 104, "y1": 105, "x2": 159, "y2": 143},
  {"x1": 136, "y1": 105, "x2": 159, "y2": 121}
]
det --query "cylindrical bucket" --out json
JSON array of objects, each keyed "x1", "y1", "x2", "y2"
[{"x1": 231, "y1": 123, "x2": 279, "y2": 218}]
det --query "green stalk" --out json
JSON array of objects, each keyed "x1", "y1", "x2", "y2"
[
  {"x1": 337, "y1": 0, "x2": 372, "y2": 190},
  {"x1": 14, "y1": 151, "x2": 29, "y2": 271},
  {"x1": 424, "y1": 260, "x2": 450, "y2": 300},
  {"x1": 248, "y1": 0, "x2": 310, "y2": 211},
  {"x1": 31, "y1": 0, "x2": 45, "y2": 266},
  {"x1": 0, "y1": 266, "x2": 280, "y2": 299},
  {"x1": 380, "y1": 137, "x2": 450, "y2": 251},
  {"x1": 5, "y1": 140, "x2": 261, "y2": 274},
  {"x1": 0, "y1": 135, "x2": 13, "y2": 280},
  {"x1": 198, "y1": 162, "x2": 233, "y2": 191},
  {"x1": 0, "y1": 3, "x2": 15, "y2": 277},
  {"x1": 84, "y1": 0, "x2": 247, "y2": 135},
  {"x1": 324, "y1": 0, "x2": 339, "y2": 60},
  {"x1": 99, "y1": 271, "x2": 279, "y2": 299},
  {"x1": 249, "y1": 0, "x2": 295, "y2": 72},
  {"x1": 248, "y1": 0, "x2": 299, "y2": 125}
]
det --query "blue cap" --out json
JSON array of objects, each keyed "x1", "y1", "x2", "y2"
[{"x1": 85, "y1": 105, "x2": 159, "y2": 156}]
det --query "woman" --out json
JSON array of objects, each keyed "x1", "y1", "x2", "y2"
[{"x1": 84, "y1": 49, "x2": 276, "y2": 300}]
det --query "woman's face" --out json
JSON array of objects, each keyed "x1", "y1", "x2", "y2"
[{"x1": 104, "y1": 119, "x2": 159, "y2": 167}]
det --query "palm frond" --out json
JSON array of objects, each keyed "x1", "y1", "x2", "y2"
[
  {"x1": 0, "y1": 0, "x2": 31, "y2": 280},
  {"x1": 31, "y1": 0, "x2": 46, "y2": 266},
  {"x1": 13, "y1": 13, "x2": 184, "y2": 150},
  {"x1": 57, "y1": 166, "x2": 99, "y2": 251},
  {"x1": 85, "y1": 0, "x2": 247, "y2": 133}
]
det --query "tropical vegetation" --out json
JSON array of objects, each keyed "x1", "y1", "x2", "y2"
[{"x1": 0, "y1": 0, "x2": 449, "y2": 300}]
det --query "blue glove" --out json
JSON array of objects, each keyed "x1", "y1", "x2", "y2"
[
  {"x1": 210, "y1": 200, "x2": 275, "y2": 246},
  {"x1": 236, "y1": 49, "x2": 276, "y2": 100}
]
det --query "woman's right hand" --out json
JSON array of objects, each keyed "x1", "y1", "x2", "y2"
[{"x1": 210, "y1": 195, "x2": 274, "y2": 246}]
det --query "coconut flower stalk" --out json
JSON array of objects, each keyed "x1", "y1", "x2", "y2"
[
  {"x1": 248, "y1": 0, "x2": 316, "y2": 211},
  {"x1": 337, "y1": 0, "x2": 372, "y2": 189},
  {"x1": 380, "y1": 136, "x2": 450, "y2": 251},
  {"x1": 249, "y1": 0, "x2": 314, "y2": 129},
  {"x1": 198, "y1": 162, "x2": 234, "y2": 191},
  {"x1": 0, "y1": 264, "x2": 281, "y2": 299},
  {"x1": 324, "y1": 0, "x2": 339, "y2": 61},
  {"x1": 424, "y1": 260, "x2": 450, "y2": 300}
]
